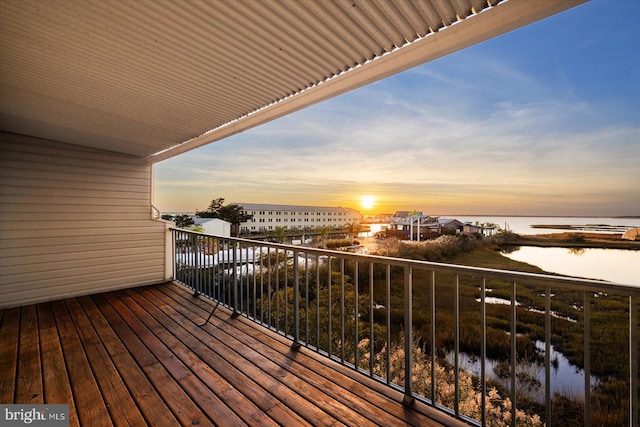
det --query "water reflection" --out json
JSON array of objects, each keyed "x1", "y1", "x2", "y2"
[
  {"x1": 501, "y1": 246, "x2": 639, "y2": 286},
  {"x1": 447, "y1": 341, "x2": 597, "y2": 402}
]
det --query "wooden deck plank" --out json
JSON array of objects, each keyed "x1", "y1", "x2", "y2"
[
  {"x1": 37, "y1": 303, "x2": 79, "y2": 426},
  {"x1": 141, "y1": 286, "x2": 373, "y2": 426},
  {"x1": 15, "y1": 305, "x2": 43, "y2": 403},
  {"x1": 2, "y1": 282, "x2": 456, "y2": 427},
  {"x1": 91, "y1": 293, "x2": 212, "y2": 427},
  {"x1": 113, "y1": 289, "x2": 277, "y2": 427},
  {"x1": 76, "y1": 295, "x2": 179, "y2": 426},
  {"x1": 102, "y1": 291, "x2": 244, "y2": 426},
  {"x1": 64, "y1": 298, "x2": 146, "y2": 427},
  {"x1": 0, "y1": 307, "x2": 20, "y2": 403},
  {"x1": 125, "y1": 287, "x2": 323, "y2": 427},
  {"x1": 162, "y1": 282, "x2": 449, "y2": 427},
  {"x1": 50, "y1": 299, "x2": 113, "y2": 427}
]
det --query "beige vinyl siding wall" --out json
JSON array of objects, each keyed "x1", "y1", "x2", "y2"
[{"x1": 0, "y1": 132, "x2": 168, "y2": 308}]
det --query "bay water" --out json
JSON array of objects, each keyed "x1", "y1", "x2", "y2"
[{"x1": 455, "y1": 216, "x2": 640, "y2": 286}]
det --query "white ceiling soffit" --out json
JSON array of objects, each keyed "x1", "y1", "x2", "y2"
[{"x1": 0, "y1": 0, "x2": 587, "y2": 162}]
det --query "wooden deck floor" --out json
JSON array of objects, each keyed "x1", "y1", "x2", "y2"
[{"x1": 0, "y1": 282, "x2": 462, "y2": 426}]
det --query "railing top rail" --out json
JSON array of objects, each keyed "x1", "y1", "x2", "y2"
[{"x1": 170, "y1": 228, "x2": 640, "y2": 295}]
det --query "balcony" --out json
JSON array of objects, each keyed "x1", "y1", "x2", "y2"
[
  {"x1": 171, "y1": 229, "x2": 639, "y2": 426},
  {"x1": 0, "y1": 281, "x2": 457, "y2": 426},
  {"x1": 0, "y1": 1, "x2": 626, "y2": 425}
]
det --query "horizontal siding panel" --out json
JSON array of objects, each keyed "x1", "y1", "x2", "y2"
[
  {"x1": 1, "y1": 250, "x2": 165, "y2": 276},
  {"x1": 0, "y1": 135, "x2": 149, "y2": 167},
  {"x1": 0, "y1": 211, "x2": 152, "y2": 222},
  {"x1": 0, "y1": 164, "x2": 150, "y2": 186},
  {"x1": 0, "y1": 134, "x2": 167, "y2": 308},
  {"x1": 0, "y1": 203, "x2": 152, "y2": 214},
  {"x1": 1, "y1": 236, "x2": 165, "y2": 257},
  {"x1": 1, "y1": 258, "x2": 165, "y2": 287},
  {"x1": 0, "y1": 233, "x2": 165, "y2": 250},
  {"x1": 0, "y1": 273, "x2": 165, "y2": 308},
  {"x1": 0, "y1": 176, "x2": 149, "y2": 194},
  {"x1": 1, "y1": 157, "x2": 152, "y2": 180},
  {"x1": 0, "y1": 219, "x2": 162, "y2": 231},
  {"x1": 0, "y1": 225, "x2": 164, "y2": 240},
  {"x1": 0, "y1": 195, "x2": 151, "y2": 207},
  {"x1": 1, "y1": 245, "x2": 164, "y2": 268},
  {"x1": 0, "y1": 184, "x2": 150, "y2": 200}
]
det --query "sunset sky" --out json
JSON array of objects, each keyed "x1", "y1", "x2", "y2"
[{"x1": 155, "y1": 0, "x2": 639, "y2": 217}]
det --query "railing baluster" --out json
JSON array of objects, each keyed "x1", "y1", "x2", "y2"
[
  {"x1": 316, "y1": 257, "x2": 320, "y2": 350},
  {"x1": 284, "y1": 249, "x2": 289, "y2": 336},
  {"x1": 454, "y1": 273, "x2": 460, "y2": 416},
  {"x1": 403, "y1": 265, "x2": 413, "y2": 406},
  {"x1": 481, "y1": 278, "x2": 487, "y2": 427},
  {"x1": 431, "y1": 270, "x2": 436, "y2": 405},
  {"x1": 253, "y1": 246, "x2": 257, "y2": 319},
  {"x1": 545, "y1": 285, "x2": 552, "y2": 427},
  {"x1": 386, "y1": 264, "x2": 391, "y2": 386},
  {"x1": 232, "y1": 241, "x2": 238, "y2": 314},
  {"x1": 260, "y1": 245, "x2": 265, "y2": 324},
  {"x1": 355, "y1": 260, "x2": 359, "y2": 369},
  {"x1": 305, "y1": 253, "x2": 309, "y2": 346},
  {"x1": 341, "y1": 258, "x2": 345, "y2": 363},
  {"x1": 276, "y1": 248, "x2": 281, "y2": 332},
  {"x1": 584, "y1": 291, "x2": 591, "y2": 426},
  {"x1": 267, "y1": 246, "x2": 272, "y2": 327},
  {"x1": 630, "y1": 295, "x2": 638, "y2": 427},
  {"x1": 293, "y1": 249, "x2": 300, "y2": 346},
  {"x1": 511, "y1": 281, "x2": 517, "y2": 427},
  {"x1": 328, "y1": 256, "x2": 332, "y2": 357},
  {"x1": 370, "y1": 262, "x2": 374, "y2": 377}
]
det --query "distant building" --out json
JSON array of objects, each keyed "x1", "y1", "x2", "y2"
[
  {"x1": 235, "y1": 203, "x2": 362, "y2": 234},
  {"x1": 193, "y1": 218, "x2": 231, "y2": 237},
  {"x1": 433, "y1": 218, "x2": 465, "y2": 233},
  {"x1": 463, "y1": 222, "x2": 498, "y2": 236},
  {"x1": 389, "y1": 211, "x2": 438, "y2": 241}
]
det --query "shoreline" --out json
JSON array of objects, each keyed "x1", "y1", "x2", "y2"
[{"x1": 504, "y1": 232, "x2": 640, "y2": 250}]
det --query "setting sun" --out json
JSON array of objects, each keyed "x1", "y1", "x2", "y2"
[{"x1": 361, "y1": 195, "x2": 375, "y2": 210}]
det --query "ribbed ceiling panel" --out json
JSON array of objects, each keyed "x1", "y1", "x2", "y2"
[{"x1": 0, "y1": 0, "x2": 586, "y2": 159}]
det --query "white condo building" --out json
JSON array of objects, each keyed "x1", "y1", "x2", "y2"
[{"x1": 236, "y1": 203, "x2": 362, "y2": 234}]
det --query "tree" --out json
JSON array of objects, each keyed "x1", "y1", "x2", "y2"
[
  {"x1": 315, "y1": 225, "x2": 332, "y2": 248},
  {"x1": 344, "y1": 222, "x2": 361, "y2": 240},
  {"x1": 269, "y1": 226, "x2": 287, "y2": 243},
  {"x1": 161, "y1": 213, "x2": 194, "y2": 229},
  {"x1": 197, "y1": 197, "x2": 253, "y2": 237}
]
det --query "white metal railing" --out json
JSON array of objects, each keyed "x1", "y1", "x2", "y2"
[{"x1": 171, "y1": 228, "x2": 639, "y2": 426}]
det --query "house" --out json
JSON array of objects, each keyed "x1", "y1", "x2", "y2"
[
  {"x1": 193, "y1": 218, "x2": 232, "y2": 237},
  {"x1": 434, "y1": 218, "x2": 465, "y2": 233},
  {"x1": 388, "y1": 211, "x2": 438, "y2": 240}
]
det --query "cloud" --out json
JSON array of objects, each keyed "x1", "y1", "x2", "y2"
[{"x1": 155, "y1": 5, "x2": 640, "y2": 216}]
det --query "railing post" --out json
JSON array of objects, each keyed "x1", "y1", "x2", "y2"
[{"x1": 403, "y1": 265, "x2": 414, "y2": 407}]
